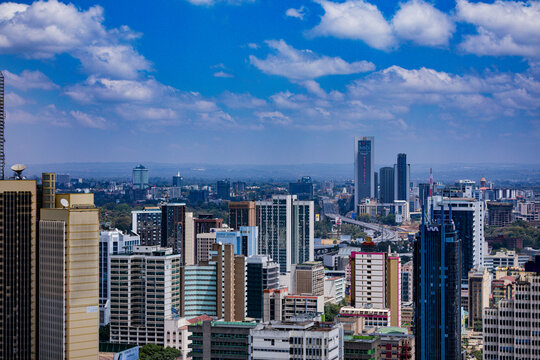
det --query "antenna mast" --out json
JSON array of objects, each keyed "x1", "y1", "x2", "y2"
[{"x1": 0, "y1": 72, "x2": 5, "y2": 180}]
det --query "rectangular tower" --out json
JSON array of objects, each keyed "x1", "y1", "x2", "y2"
[
  {"x1": 160, "y1": 203, "x2": 186, "y2": 258},
  {"x1": 354, "y1": 136, "x2": 375, "y2": 207},
  {"x1": 379, "y1": 166, "x2": 395, "y2": 204},
  {"x1": 228, "y1": 201, "x2": 256, "y2": 229},
  {"x1": 394, "y1": 153, "x2": 410, "y2": 203},
  {"x1": 132, "y1": 207, "x2": 161, "y2": 246}
]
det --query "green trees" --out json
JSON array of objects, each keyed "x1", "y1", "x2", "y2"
[
  {"x1": 139, "y1": 344, "x2": 181, "y2": 360},
  {"x1": 324, "y1": 299, "x2": 347, "y2": 322},
  {"x1": 486, "y1": 220, "x2": 540, "y2": 248}
]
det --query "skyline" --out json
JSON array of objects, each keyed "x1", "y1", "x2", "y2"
[{"x1": 1, "y1": 0, "x2": 540, "y2": 165}]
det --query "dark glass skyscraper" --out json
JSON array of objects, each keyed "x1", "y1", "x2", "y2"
[
  {"x1": 414, "y1": 210, "x2": 461, "y2": 360},
  {"x1": 161, "y1": 203, "x2": 186, "y2": 256},
  {"x1": 379, "y1": 167, "x2": 395, "y2": 204},
  {"x1": 216, "y1": 180, "x2": 230, "y2": 200},
  {"x1": 395, "y1": 153, "x2": 410, "y2": 203},
  {"x1": 246, "y1": 256, "x2": 279, "y2": 320},
  {"x1": 354, "y1": 136, "x2": 375, "y2": 207}
]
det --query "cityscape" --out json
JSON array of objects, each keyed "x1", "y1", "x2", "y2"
[{"x1": 1, "y1": 1, "x2": 540, "y2": 360}]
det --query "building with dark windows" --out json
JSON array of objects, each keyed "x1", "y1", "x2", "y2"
[
  {"x1": 172, "y1": 171, "x2": 183, "y2": 187},
  {"x1": 132, "y1": 164, "x2": 149, "y2": 189},
  {"x1": 344, "y1": 335, "x2": 381, "y2": 359},
  {"x1": 228, "y1": 201, "x2": 255, "y2": 229},
  {"x1": 289, "y1": 176, "x2": 314, "y2": 200},
  {"x1": 188, "y1": 189, "x2": 208, "y2": 204},
  {"x1": 418, "y1": 183, "x2": 430, "y2": 211},
  {"x1": 160, "y1": 203, "x2": 186, "y2": 257},
  {"x1": 379, "y1": 166, "x2": 395, "y2": 204},
  {"x1": 216, "y1": 180, "x2": 230, "y2": 200},
  {"x1": 414, "y1": 211, "x2": 461, "y2": 360},
  {"x1": 374, "y1": 171, "x2": 378, "y2": 200},
  {"x1": 487, "y1": 201, "x2": 513, "y2": 226},
  {"x1": 394, "y1": 153, "x2": 410, "y2": 203},
  {"x1": 354, "y1": 136, "x2": 375, "y2": 206},
  {"x1": 132, "y1": 207, "x2": 162, "y2": 246},
  {"x1": 246, "y1": 255, "x2": 279, "y2": 320},
  {"x1": 232, "y1": 181, "x2": 246, "y2": 195}
]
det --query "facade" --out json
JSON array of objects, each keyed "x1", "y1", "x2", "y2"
[
  {"x1": 180, "y1": 263, "x2": 218, "y2": 317},
  {"x1": 132, "y1": 207, "x2": 162, "y2": 246},
  {"x1": 41, "y1": 172, "x2": 56, "y2": 208},
  {"x1": 188, "y1": 320, "x2": 256, "y2": 360},
  {"x1": 282, "y1": 295, "x2": 325, "y2": 321},
  {"x1": 354, "y1": 136, "x2": 375, "y2": 206},
  {"x1": 0, "y1": 180, "x2": 37, "y2": 359},
  {"x1": 216, "y1": 226, "x2": 258, "y2": 257},
  {"x1": 467, "y1": 268, "x2": 491, "y2": 329},
  {"x1": 195, "y1": 231, "x2": 216, "y2": 264},
  {"x1": 338, "y1": 307, "x2": 391, "y2": 328},
  {"x1": 216, "y1": 180, "x2": 231, "y2": 200},
  {"x1": 172, "y1": 171, "x2": 183, "y2": 187},
  {"x1": 132, "y1": 164, "x2": 149, "y2": 189},
  {"x1": 394, "y1": 153, "x2": 410, "y2": 203},
  {"x1": 487, "y1": 201, "x2": 513, "y2": 226},
  {"x1": 246, "y1": 255, "x2": 279, "y2": 320},
  {"x1": 109, "y1": 246, "x2": 181, "y2": 345},
  {"x1": 324, "y1": 276, "x2": 345, "y2": 304},
  {"x1": 401, "y1": 261, "x2": 413, "y2": 303},
  {"x1": 263, "y1": 287, "x2": 289, "y2": 322},
  {"x1": 251, "y1": 321, "x2": 344, "y2": 360},
  {"x1": 161, "y1": 203, "x2": 186, "y2": 257},
  {"x1": 256, "y1": 195, "x2": 314, "y2": 273},
  {"x1": 39, "y1": 193, "x2": 99, "y2": 359},
  {"x1": 413, "y1": 213, "x2": 461, "y2": 360},
  {"x1": 99, "y1": 229, "x2": 140, "y2": 325},
  {"x1": 296, "y1": 261, "x2": 325, "y2": 296},
  {"x1": 344, "y1": 335, "x2": 381, "y2": 360},
  {"x1": 162, "y1": 315, "x2": 212, "y2": 360},
  {"x1": 379, "y1": 167, "x2": 395, "y2": 204},
  {"x1": 429, "y1": 196, "x2": 485, "y2": 280},
  {"x1": 228, "y1": 201, "x2": 256, "y2": 229},
  {"x1": 375, "y1": 327, "x2": 415, "y2": 360},
  {"x1": 289, "y1": 176, "x2": 314, "y2": 200},
  {"x1": 483, "y1": 250, "x2": 519, "y2": 274}
]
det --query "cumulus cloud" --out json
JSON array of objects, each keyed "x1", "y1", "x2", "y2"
[
  {"x1": 392, "y1": 0, "x2": 454, "y2": 46},
  {"x1": 249, "y1": 39, "x2": 375, "y2": 80},
  {"x1": 286, "y1": 7, "x2": 306, "y2": 20},
  {"x1": 0, "y1": 1, "x2": 150, "y2": 78},
  {"x1": 70, "y1": 110, "x2": 108, "y2": 129},
  {"x1": 214, "y1": 71, "x2": 234, "y2": 78},
  {"x1": 256, "y1": 111, "x2": 291, "y2": 125},
  {"x1": 220, "y1": 92, "x2": 267, "y2": 109},
  {"x1": 457, "y1": 0, "x2": 540, "y2": 57},
  {"x1": 2, "y1": 69, "x2": 58, "y2": 91}
]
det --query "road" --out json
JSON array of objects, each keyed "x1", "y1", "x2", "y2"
[{"x1": 325, "y1": 213, "x2": 399, "y2": 242}]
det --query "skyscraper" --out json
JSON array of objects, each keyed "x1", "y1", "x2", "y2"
[
  {"x1": 354, "y1": 136, "x2": 375, "y2": 207},
  {"x1": 132, "y1": 207, "x2": 162, "y2": 246},
  {"x1": 379, "y1": 166, "x2": 395, "y2": 204},
  {"x1": 161, "y1": 202, "x2": 186, "y2": 257},
  {"x1": 289, "y1": 176, "x2": 314, "y2": 200},
  {"x1": 39, "y1": 193, "x2": 100, "y2": 359},
  {"x1": 394, "y1": 153, "x2": 410, "y2": 203},
  {"x1": 414, "y1": 210, "x2": 461, "y2": 360},
  {"x1": 216, "y1": 180, "x2": 230, "y2": 200},
  {"x1": 228, "y1": 201, "x2": 255, "y2": 229},
  {"x1": 132, "y1": 164, "x2": 149, "y2": 189},
  {"x1": 246, "y1": 255, "x2": 279, "y2": 320},
  {"x1": 172, "y1": 171, "x2": 183, "y2": 187},
  {"x1": 0, "y1": 179, "x2": 37, "y2": 359}
]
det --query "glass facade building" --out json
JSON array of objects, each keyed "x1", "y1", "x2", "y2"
[
  {"x1": 379, "y1": 166, "x2": 395, "y2": 204},
  {"x1": 354, "y1": 136, "x2": 375, "y2": 206},
  {"x1": 132, "y1": 164, "x2": 148, "y2": 190}
]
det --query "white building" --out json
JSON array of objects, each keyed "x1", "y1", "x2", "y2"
[
  {"x1": 163, "y1": 315, "x2": 211, "y2": 360},
  {"x1": 484, "y1": 250, "x2": 519, "y2": 274},
  {"x1": 251, "y1": 321, "x2": 344, "y2": 360},
  {"x1": 324, "y1": 276, "x2": 345, "y2": 304},
  {"x1": 99, "y1": 229, "x2": 140, "y2": 325}
]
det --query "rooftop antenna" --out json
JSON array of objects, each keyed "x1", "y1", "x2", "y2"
[{"x1": 0, "y1": 72, "x2": 5, "y2": 180}]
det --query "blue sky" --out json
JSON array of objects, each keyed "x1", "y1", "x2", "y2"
[{"x1": 1, "y1": 0, "x2": 539, "y2": 166}]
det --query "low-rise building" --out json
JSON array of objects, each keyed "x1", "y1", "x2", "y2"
[
  {"x1": 188, "y1": 320, "x2": 256, "y2": 359},
  {"x1": 344, "y1": 335, "x2": 381, "y2": 360},
  {"x1": 339, "y1": 307, "x2": 391, "y2": 328}
]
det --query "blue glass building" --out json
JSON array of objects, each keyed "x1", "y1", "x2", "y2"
[{"x1": 216, "y1": 226, "x2": 258, "y2": 257}]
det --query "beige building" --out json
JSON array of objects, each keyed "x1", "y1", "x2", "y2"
[
  {"x1": 228, "y1": 201, "x2": 256, "y2": 229},
  {"x1": 468, "y1": 268, "x2": 491, "y2": 329},
  {"x1": 295, "y1": 261, "x2": 324, "y2": 296},
  {"x1": 386, "y1": 255, "x2": 401, "y2": 327},
  {"x1": 39, "y1": 193, "x2": 99, "y2": 359}
]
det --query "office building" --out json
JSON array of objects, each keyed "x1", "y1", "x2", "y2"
[
  {"x1": 132, "y1": 207, "x2": 162, "y2": 246},
  {"x1": 374, "y1": 171, "x2": 379, "y2": 200},
  {"x1": 132, "y1": 164, "x2": 149, "y2": 189},
  {"x1": 354, "y1": 136, "x2": 375, "y2": 206},
  {"x1": 246, "y1": 255, "x2": 279, "y2": 320},
  {"x1": 195, "y1": 230, "x2": 217, "y2": 264},
  {"x1": 483, "y1": 250, "x2": 519, "y2": 274},
  {"x1": 401, "y1": 261, "x2": 413, "y2": 303},
  {"x1": 483, "y1": 257, "x2": 540, "y2": 359},
  {"x1": 379, "y1": 167, "x2": 395, "y2": 204},
  {"x1": 232, "y1": 181, "x2": 246, "y2": 195},
  {"x1": 0, "y1": 179, "x2": 37, "y2": 359},
  {"x1": 98, "y1": 229, "x2": 140, "y2": 326},
  {"x1": 418, "y1": 183, "x2": 430, "y2": 211},
  {"x1": 172, "y1": 171, "x2": 183, "y2": 187},
  {"x1": 295, "y1": 261, "x2": 325, "y2": 296},
  {"x1": 263, "y1": 287, "x2": 289, "y2": 322},
  {"x1": 39, "y1": 193, "x2": 99, "y2": 359},
  {"x1": 324, "y1": 276, "x2": 345, "y2": 304},
  {"x1": 487, "y1": 201, "x2": 513, "y2": 226},
  {"x1": 180, "y1": 263, "x2": 218, "y2": 317},
  {"x1": 161, "y1": 202, "x2": 186, "y2": 257},
  {"x1": 414, "y1": 212, "x2": 461, "y2": 360},
  {"x1": 216, "y1": 180, "x2": 230, "y2": 200},
  {"x1": 188, "y1": 189, "x2": 208, "y2": 204},
  {"x1": 251, "y1": 321, "x2": 344, "y2": 360},
  {"x1": 394, "y1": 153, "x2": 410, "y2": 203},
  {"x1": 41, "y1": 172, "x2": 56, "y2": 209},
  {"x1": 109, "y1": 246, "x2": 181, "y2": 345},
  {"x1": 216, "y1": 226, "x2": 258, "y2": 257},
  {"x1": 228, "y1": 200, "x2": 256, "y2": 229},
  {"x1": 467, "y1": 268, "x2": 491, "y2": 329},
  {"x1": 428, "y1": 196, "x2": 485, "y2": 279},
  {"x1": 289, "y1": 176, "x2": 314, "y2": 200},
  {"x1": 256, "y1": 195, "x2": 314, "y2": 273},
  {"x1": 344, "y1": 335, "x2": 381, "y2": 360},
  {"x1": 282, "y1": 295, "x2": 325, "y2": 320},
  {"x1": 188, "y1": 320, "x2": 256, "y2": 360}
]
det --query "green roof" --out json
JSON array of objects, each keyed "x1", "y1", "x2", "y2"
[{"x1": 376, "y1": 327, "x2": 408, "y2": 335}]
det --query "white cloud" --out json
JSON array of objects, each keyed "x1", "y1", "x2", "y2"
[
  {"x1": 185, "y1": 0, "x2": 255, "y2": 6},
  {"x1": 392, "y1": 0, "x2": 454, "y2": 47},
  {"x1": 250, "y1": 39, "x2": 375, "y2": 80},
  {"x1": 220, "y1": 92, "x2": 267, "y2": 109},
  {"x1": 457, "y1": 0, "x2": 540, "y2": 57},
  {"x1": 247, "y1": 43, "x2": 259, "y2": 49},
  {"x1": 0, "y1": 1, "x2": 150, "y2": 78},
  {"x1": 2, "y1": 69, "x2": 58, "y2": 91},
  {"x1": 256, "y1": 111, "x2": 291, "y2": 125},
  {"x1": 310, "y1": 0, "x2": 396, "y2": 50},
  {"x1": 214, "y1": 71, "x2": 234, "y2": 78},
  {"x1": 5, "y1": 92, "x2": 27, "y2": 107},
  {"x1": 286, "y1": 7, "x2": 306, "y2": 20},
  {"x1": 70, "y1": 110, "x2": 107, "y2": 129}
]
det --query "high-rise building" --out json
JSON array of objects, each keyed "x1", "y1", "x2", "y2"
[
  {"x1": 289, "y1": 176, "x2": 314, "y2": 200},
  {"x1": 246, "y1": 255, "x2": 279, "y2": 320},
  {"x1": 379, "y1": 167, "x2": 395, "y2": 204},
  {"x1": 98, "y1": 229, "x2": 140, "y2": 325},
  {"x1": 109, "y1": 246, "x2": 181, "y2": 345},
  {"x1": 39, "y1": 193, "x2": 99, "y2": 359},
  {"x1": 172, "y1": 171, "x2": 183, "y2": 187},
  {"x1": 418, "y1": 183, "x2": 430, "y2": 211},
  {"x1": 194, "y1": 214, "x2": 223, "y2": 235},
  {"x1": 0, "y1": 179, "x2": 37, "y2": 359},
  {"x1": 161, "y1": 202, "x2": 186, "y2": 257},
  {"x1": 228, "y1": 201, "x2": 256, "y2": 229},
  {"x1": 295, "y1": 261, "x2": 325, "y2": 296},
  {"x1": 132, "y1": 207, "x2": 162, "y2": 246},
  {"x1": 487, "y1": 201, "x2": 513, "y2": 226},
  {"x1": 41, "y1": 172, "x2": 56, "y2": 209},
  {"x1": 232, "y1": 181, "x2": 246, "y2": 195},
  {"x1": 256, "y1": 195, "x2": 314, "y2": 273},
  {"x1": 354, "y1": 136, "x2": 375, "y2": 206},
  {"x1": 467, "y1": 268, "x2": 491, "y2": 329},
  {"x1": 216, "y1": 180, "x2": 230, "y2": 200},
  {"x1": 132, "y1": 164, "x2": 149, "y2": 189},
  {"x1": 414, "y1": 212, "x2": 461, "y2": 360},
  {"x1": 401, "y1": 261, "x2": 413, "y2": 304},
  {"x1": 188, "y1": 189, "x2": 208, "y2": 204},
  {"x1": 180, "y1": 263, "x2": 218, "y2": 317},
  {"x1": 394, "y1": 153, "x2": 410, "y2": 203},
  {"x1": 195, "y1": 230, "x2": 217, "y2": 264},
  {"x1": 215, "y1": 226, "x2": 258, "y2": 257},
  {"x1": 374, "y1": 171, "x2": 379, "y2": 200}
]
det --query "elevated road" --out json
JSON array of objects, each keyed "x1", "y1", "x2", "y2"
[{"x1": 325, "y1": 213, "x2": 399, "y2": 242}]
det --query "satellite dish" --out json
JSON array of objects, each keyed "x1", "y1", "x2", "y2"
[
  {"x1": 60, "y1": 198, "x2": 69, "y2": 208},
  {"x1": 11, "y1": 164, "x2": 26, "y2": 179}
]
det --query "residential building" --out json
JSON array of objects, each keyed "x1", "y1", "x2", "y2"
[
  {"x1": 324, "y1": 276, "x2": 345, "y2": 304},
  {"x1": 132, "y1": 207, "x2": 161, "y2": 246},
  {"x1": 256, "y1": 195, "x2": 314, "y2": 273},
  {"x1": 354, "y1": 136, "x2": 375, "y2": 206},
  {"x1": 246, "y1": 255, "x2": 279, "y2": 320},
  {"x1": 375, "y1": 327, "x2": 415, "y2": 360},
  {"x1": 379, "y1": 167, "x2": 395, "y2": 204},
  {"x1": 414, "y1": 212, "x2": 461, "y2": 360},
  {"x1": 394, "y1": 153, "x2": 410, "y2": 204},
  {"x1": 216, "y1": 180, "x2": 230, "y2": 200},
  {"x1": 0, "y1": 179, "x2": 37, "y2": 359},
  {"x1": 39, "y1": 193, "x2": 99, "y2": 359},
  {"x1": 195, "y1": 231, "x2": 217, "y2": 264},
  {"x1": 339, "y1": 307, "x2": 391, "y2": 328},
  {"x1": 99, "y1": 229, "x2": 140, "y2": 325},
  {"x1": 467, "y1": 268, "x2": 491, "y2": 329},
  {"x1": 289, "y1": 176, "x2": 314, "y2": 200},
  {"x1": 109, "y1": 246, "x2": 181, "y2": 345},
  {"x1": 296, "y1": 261, "x2": 325, "y2": 296},
  {"x1": 487, "y1": 201, "x2": 513, "y2": 226},
  {"x1": 228, "y1": 201, "x2": 255, "y2": 229},
  {"x1": 132, "y1": 164, "x2": 148, "y2": 189},
  {"x1": 216, "y1": 226, "x2": 258, "y2": 257}
]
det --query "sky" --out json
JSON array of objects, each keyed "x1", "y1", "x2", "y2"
[{"x1": 1, "y1": 0, "x2": 540, "y2": 166}]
